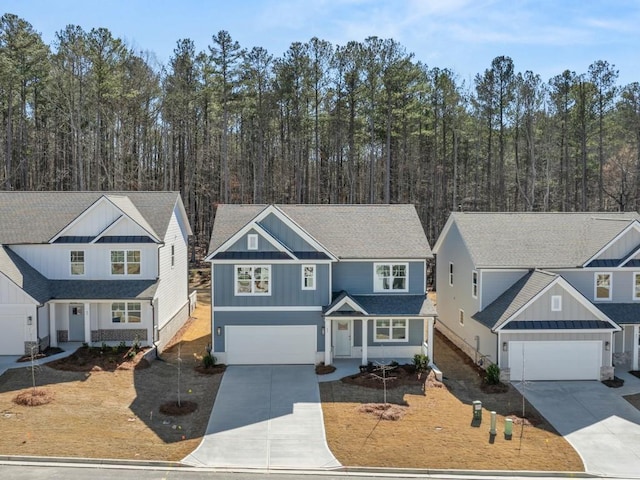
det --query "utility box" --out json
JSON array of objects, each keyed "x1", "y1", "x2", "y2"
[{"x1": 472, "y1": 400, "x2": 482, "y2": 420}]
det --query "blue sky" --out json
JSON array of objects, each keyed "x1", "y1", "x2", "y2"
[{"x1": 3, "y1": 0, "x2": 639, "y2": 85}]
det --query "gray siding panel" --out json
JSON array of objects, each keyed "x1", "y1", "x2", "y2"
[
  {"x1": 332, "y1": 261, "x2": 425, "y2": 295},
  {"x1": 599, "y1": 228, "x2": 640, "y2": 259},
  {"x1": 213, "y1": 263, "x2": 330, "y2": 306},
  {"x1": 481, "y1": 270, "x2": 529, "y2": 310},
  {"x1": 259, "y1": 213, "x2": 316, "y2": 252},
  {"x1": 228, "y1": 229, "x2": 279, "y2": 252},
  {"x1": 513, "y1": 283, "x2": 600, "y2": 322},
  {"x1": 213, "y1": 310, "x2": 324, "y2": 352},
  {"x1": 353, "y1": 319, "x2": 362, "y2": 346},
  {"x1": 557, "y1": 269, "x2": 640, "y2": 303},
  {"x1": 366, "y1": 318, "x2": 423, "y2": 346}
]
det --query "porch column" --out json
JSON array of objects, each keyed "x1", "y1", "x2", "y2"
[
  {"x1": 427, "y1": 317, "x2": 434, "y2": 364},
  {"x1": 634, "y1": 325, "x2": 639, "y2": 371},
  {"x1": 84, "y1": 303, "x2": 91, "y2": 344},
  {"x1": 362, "y1": 318, "x2": 368, "y2": 364},
  {"x1": 49, "y1": 303, "x2": 57, "y2": 347},
  {"x1": 324, "y1": 318, "x2": 332, "y2": 366}
]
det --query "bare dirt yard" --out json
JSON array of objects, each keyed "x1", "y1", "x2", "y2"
[
  {"x1": 320, "y1": 330, "x2": 584, "y2": 471},
  {"x1": 0, "y1": 287, "x2": 219, "y2": 461}
]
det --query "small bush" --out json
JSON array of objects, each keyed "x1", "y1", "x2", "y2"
[
  {"x1": 413, "y1": 353, "x2": 429, "y2": 373},
  {"x1": 485, "y1": 363, "x2": 501, "y2": 385},
  {"x1": 203, "y1": 353, "x2": 216, "y2": 368}
]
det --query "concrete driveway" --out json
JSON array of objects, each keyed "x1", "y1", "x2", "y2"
[
  {"x1": 182, "y1": 365, "x2": 341, "y2": 470},
  {"x1": 515, "y1": 371, "x2": 640, "y2": 478}
]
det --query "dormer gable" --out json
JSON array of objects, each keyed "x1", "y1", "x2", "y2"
[
  {"x1": 324, "y1": 292, "x2": 368, "y2": 316},
  {"x1": 584, "y1": 220, "x2": 640, "y2": 268},
  {"x1": 49, "y1": 195, "x2": 161, "y2": 244}
]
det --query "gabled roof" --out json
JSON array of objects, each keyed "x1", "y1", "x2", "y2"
[
  {"x1": 49, "y1": 279, "x2": 158, "y2": 300},
  {"x1": 209, "y1": 204, "x2": 431, "y2": 260},
  {"x1": 324, "y1": 291, "x2": 437, "y2": 317},
  {"x1": 434, "y1": 212, "x2": 640, "y2": 268},
  {"x1": 596, "y1": 304, "x2": 640, "y2": 325},
  {"x1": 0, "y1": 191, "x2": 188, "y2": 244},
  {"x1": 0, "y1": 246, "x2": 50, "y2": 303}
]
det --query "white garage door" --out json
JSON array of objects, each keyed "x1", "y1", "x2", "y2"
[
  {"x1": 509, "y1": 341, "x2": 601, "y2": 381},
  {"x1": 0, "y1": 314, "x2": 25, "y2": 355},
  {"x1": 226, "y1": 325, "x2": 317, "y2": 364}
]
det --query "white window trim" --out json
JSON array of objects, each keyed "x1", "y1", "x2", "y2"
[
  {"x1": 110, "y1": 249, "x2": 141, "y2": 276},
  {"x1": 373, "y1": 262, "x2": 409, "y2": 293},
  {"x1": 471, "y1": 270, "x2": 478, "y2": 298},
  {"x1": 551, "y1": 295, "x2": 562, "y2": 312},
  {"x1": 594, "y1": 272, "x2": 612, "y2": 301},
  {"x1": 70, "y1": 250, "x2": 85, "y2": 276},
  {"x1": 301, "y1": 264, "x2": 316, "y2": 290},
  {"x1": 633, "y1": 272, "x2": 640, "y2": 301},
  {"x1": 111, "y1": 302, "x2": 142, "y2": 324},
  {"x1": 247, "y1": 234, "x2": 258, "y2": 250},
  {"x1": 449, "y1": 263, "x2": 454, "y2": 286},
  {"x1": 234, "y1": 265, "x2": 272, "y2": 296},
  {"x1": 459, "y1": 309, "x2": 464, "y2": 326},
  {"x1": 373, "y1": 319, "x2": 409, "y2": 343}
]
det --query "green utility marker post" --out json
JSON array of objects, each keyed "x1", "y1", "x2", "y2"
[
  {"x1": 505, "y1": 418, "x2": 513, "y2": 439},
  {"x1": 472, "y1": 400, "x2": 482, "y2": 420},
  {"x1": 490, "y1": 411, "x2": 497, "y2": 435}
]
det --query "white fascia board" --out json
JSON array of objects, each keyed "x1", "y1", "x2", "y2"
[
  {"x1": 261, "y1": 205, "x2": 337, "y2": 261},
  {"x1": 90, "y1": 214, "x2": 124, "y2": 243},
  {"x1": 620, "y1": 245, "x2": 640, "y2": 267},
  {"x1": 0, "y1": 271, "x2": 40, "y2": 305},
  {"x1": 48, "y1": 195, "x2": 108, "y2": 243},
  {"x1": 206, "y1": 221, "x2": 296, "y2": 260},
  {"x1": 582, "y1": 220, "x2": 640, "y2": 267},
  {"x1": 214, "y1": 306, "x2": 322, "y2": 312},
  {"x1": 174, "y1": 196, "x2": 193, "y2": 236},
  {"x1": 103, "y1": 196, "x2": 161, "y2": 242},
  {"x1": 209, "y1": 259, "x2": 332, "y2": 265},
  {"x1": 501, "y1": 328, "x2": 619, "y2": 334},
  {"x1": 431, "y1": 214, "x2": 455, "y2": 254},
  {"x1": 324, "y1": 296, "x2": 368, "y2": 316}
]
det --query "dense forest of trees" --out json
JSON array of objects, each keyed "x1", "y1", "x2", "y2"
[{"x1": 1, "y1": 13, "x2": 639, "y2": 248}]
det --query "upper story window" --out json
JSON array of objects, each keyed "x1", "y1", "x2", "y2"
[
  {"x1": 594, "y1": 272, "x2": 612, "y2": 300},
  {"x1": 471, "y1": 270, "x2": 478, "y2": 298},
  {"x1": 374, "y1": 319, "x2": 408, "y2": 342},
  {"x1": 235, "y1": 265, "x2": 270, "y2": 295},
  {"x1": 449, "y1": 263, "x2": 454, "y2": 286},
  {"x1": 551, "y1": 295, "x2": 562, "y2": 311},
  {"x1": 247, "y1": 234, "x2": 258, "y2": 250},
  {"x1": 302, "y1": 265, "x2": 316, "y2": 290},
  {"x1": 635, "y1": 273, "x2": 640, "y2": 301},
  {"x1": 171, "y1": 244, "x2": 175, "y2": 268},
  {"x1": 374, "y1": 263, "x2": 408, "y2": 292},
  {"x1": 70, "y1": 250, "x2": 85, "y2": 275},
  {"x1": 111, "y1": 302, "x2": 141, "y2": 323},
  {"x1": 111, "y1": 250, "x2": 141, "y2": 275}
]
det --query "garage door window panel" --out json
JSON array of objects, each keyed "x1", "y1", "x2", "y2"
[{"x1": 235, "y1": 265, "x2": 271, "y2": 295}]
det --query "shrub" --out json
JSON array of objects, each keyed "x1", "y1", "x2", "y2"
[
  {"x1": 203, "y1": 353, "x2": 217, "y2": 368},
  {"x1": 413, "y1": 353, "x2": 430, "y2": 373},
  {"x1": 485, "y1": 363, "x2": 501, "y2": 385}
]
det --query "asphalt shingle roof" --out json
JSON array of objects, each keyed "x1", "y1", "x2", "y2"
[
  {"x1": 324, "y1": 292, "x2": 437, "y2": 316},
  {"x1": 209, "y1": 204, "x2": 431, "y2": 259},
  {"x1": 472, "y1": 270, "x2": 558, "y2": 330},
  {"x1": 448, "y1": 212, "x2": 640, "y2": 268},
  {"x1": 48, "y1": 280, "x2": 158, "y2": 300},
  {"x1": 0, "y1": 246, "x2": 50, "y2": 303},
  {"x1": 0, "y1": 191, "x2": 182, "y2": 244},
  {"x1": 595, "y1": 303, "x2": 640, "y2": 325}
]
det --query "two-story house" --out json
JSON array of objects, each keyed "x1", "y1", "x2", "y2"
[
  {"x1": 0, "y1": 191, "x2": 192, "y2": 356},
  {"x1": 206, "y1": 204, "x2": 436, "y2": 365},
  {"x1": 433, "y1": 212, "x2": 640, "y2": 382}
]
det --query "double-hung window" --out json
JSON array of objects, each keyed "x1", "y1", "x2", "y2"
[
  {"x1": 471, "y1": 270, "x2": 478, "y2": 298},
  {"x1": 235, "y1": 265, "x2": 271, "y2": 295},
  {"x1": 594, "y1": 272, "x2": 612, "y2": 300},
  {"x1": 634, "y1": 273, "x2": 640, "y2": 300},
  {"x1": 302, "y1": 265, "x2": 316, "y2": 290},
  {"x1": 374, "y1": 319, "x2": 408, "y2": 342},
  {"x1": 111, "y1": 302, "x2": 141, "y2": 323},
  {"x1": 111, "y1": 250, "x2": 141, "y2": 275},
  {"x1": 70, "y1": 250, "x2": 85, "y2": 275},
  {"x1": 374, "y1": 263, "x2": 408, "y2": 292}
]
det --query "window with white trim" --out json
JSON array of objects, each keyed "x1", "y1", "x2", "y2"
[
  {"x1": 449, "y1": 263, "x2": 454, "y2": 286},
  {"x1": 111, "y1": 250, "x2": 141, "y2": 275},
  {"x1": 111, "y1": 302, "x2": 141, "y2": 323},
  {"x1": 235, "y1": 265, "x2": 271, "y2": 295},
  {"x1": 171, "y1": 244, "x2": 175, "y2": 268},
  {"x1": 70, "y1": 250, "x2": 85, "y2": 275},
  {"x1": 374, "y1": 263, "x2": 408, "y2": 292},
  {"x1": 302, "y1": 265, "x2": 316, "y2": 290},
  {"x1": 247, "y1": 234, "x2": 258, "y2": 250},
  {"x1": 459, "y1": 309, "x2": 464, "y2": 326},
  {"x1": 374, "y1": 319, "x2": 408, "y2": 342},
  {"x1": 471, "y1": 270, "x2": 478, "y2": 298},
  {"x1": 634, "y1": 273, "x2": 640, "y2": 300},
  {"x1": 595, "y1": 272, "x2": 612, "y2": 300},
  {"x1": 551, "y1": 295, "x2": 562, "y2": 312}
]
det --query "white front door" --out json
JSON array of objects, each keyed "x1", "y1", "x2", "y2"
[{"x1": 334, "y1": 320, "x2": 351, "y2": 357}]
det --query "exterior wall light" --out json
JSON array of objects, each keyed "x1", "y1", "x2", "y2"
[
  {"x1": 27, "y1": 316, "x2": 33, "y2": 326},
  {"x1": 321, "y1": 326, "x2": 325, "y2": 336},
  {"x1": 216, "y1": 327, "x2": 222, "y2": 336},
  {"x1": 605, "y1": 341, "x2": 610, "y2": 351},
  {"x1": 502, "y1": 342, "x2": 508, "y2": 352}
]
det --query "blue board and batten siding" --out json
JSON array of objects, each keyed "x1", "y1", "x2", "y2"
[
  {"x1": 332, "y1": 261, "x2": 425, "y2": 295},
  {"x1": 259, "y1": 213, "x2": 317, "y2": 252},
  {"x1": 213, "y1": 264, "x2": 330, "y2": 306},
  {"x1": 228, "y1": 229, "x2": 279, "y2": 252}
]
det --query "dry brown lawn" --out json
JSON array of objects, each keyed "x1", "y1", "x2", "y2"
[
  {"x1": 320, "y1": 330, "x2": 584, "y2": 471},
  {"x1": 0, "y1": 288, "x2": 218, "y2": 461}
]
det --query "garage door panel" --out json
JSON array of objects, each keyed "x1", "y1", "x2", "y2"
[
  {"x1": 0, "y1": 314, "x2": 25, "y2": 355},
  {"x1": 226, "y1": 326, "x2": 316, "y2": 364},
  {"x1": 509, "y1": 341, "x2": 601, "y2": 381}
]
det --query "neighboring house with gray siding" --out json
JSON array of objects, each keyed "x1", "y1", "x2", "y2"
[
  {"x1": 433, "y1": 212, "x2": 640, "y2": 381},
  {"x1": 206, "y1": 204, "x2": 436, "y2": 365},
  {"x1": 0, "y1": 191, "x2": 192, "y2": 355}
]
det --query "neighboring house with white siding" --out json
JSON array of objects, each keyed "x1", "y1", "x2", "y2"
[
  {"x1": 206, "y1": 204, "x2": 437, "y2": 366},
  {"x1": 433, "y1": 212, "x2": 640, "y2": 382},
  {"x1": 0, "y1": 191, "x2": 192, "y2": 355}
]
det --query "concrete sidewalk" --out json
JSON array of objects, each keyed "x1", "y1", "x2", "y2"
[
  {"x1": 0, "y1": 342, "x2": 82, "y2": 376},
  {"x1": 183, "y1": 365, "x2": 340, "y2": 470},
  {"x1": 515, "y1": 370, "x2": 640, "y2": 478}
]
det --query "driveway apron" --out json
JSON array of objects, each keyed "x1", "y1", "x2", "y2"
[
  {"x1": 183, "y1": 365, "x2": 341, "y2": 469},
  {"x1": 515, "y1": 375, "x2": 640, "y2": 478}
]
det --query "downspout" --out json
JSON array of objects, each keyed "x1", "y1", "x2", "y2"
[{"x1": 151, "y1": 298, "x2": 159, "y2": 359}]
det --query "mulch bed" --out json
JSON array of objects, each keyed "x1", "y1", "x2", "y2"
[
  {"x1": 47, "y1": 346, "x2": 150, "y2": 372},
  {"x1": 602, "y1": 376, "x2": 625, "y2": 388},
  {"x1": 13, "y1": 388, "x2": 55, "y2": 406},
  {"x1": 358, "y1": 403, "x2": 408, "y2": 421},
  {"x1": 342, "y1": 364, "x2": 423, "y2": 389},
  {"x1": 194, "y1": 364, "x2": 226, "y2": 375},
  {"x1": 159, "y1": 400, "x2": 198, "y2": 416},
  {"x1": 629, "y1": 371, "x2": 640, "y2": 380},
  {"x1": 316, "y1": 364, "x2": 337, "y2": 375},
  {"x1": 17, "y1": 347, "x2": 65, "y2": 363}
]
